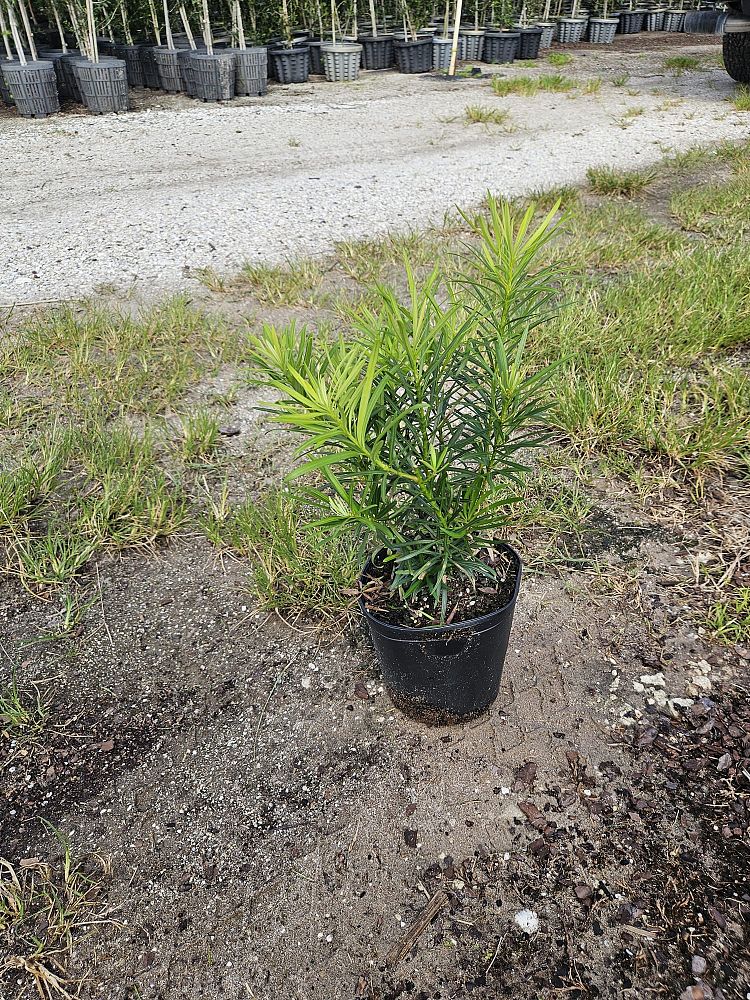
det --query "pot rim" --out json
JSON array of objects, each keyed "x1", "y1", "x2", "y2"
[
  {"x1": 320, "y1": 41, "x2": 363, "y2": 52},
  {"x1": 359, "y1": 541, "x2": 522, "y2": 637}
]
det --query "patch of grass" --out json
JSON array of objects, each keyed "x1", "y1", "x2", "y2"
[
  {"x1": 538, "y1": 73, "x2": 576, "y2": 93},
  {"x1": 547, "y1": 52, "x2": 572, "y2": 66},
  {"x1": 464, "y1": 103, "x2": 512, "y2": 125},
  {"x1": 708, "y1": 588, "x2": 750, "y2": 644},
  {"x1": 13, "y1": 529, "x2": 97, "y2": 590},
  {"x1": 670, "y1": 166, "x2": 750, "y2": 239},
  {"x1": 490, "y1": 74, "x2": 539, "y2": 96},
  {"x1": 611, "y1": 73, "x2": 629, "y2": 87},
  {"x1": 178, "y1": 409, "x2": 220, "y2": 461},
  {"x1": 621, "y1": 105, "x2": 645, "y2": 120},
  {"x1": 582, "y1": 77, "x2": 602, "y2": 95},
  {"x1": 0, "y1": 673, "x2": 48, "y2": 749},
  {"x1": 586, "y1": 164, "x2": 656, "y2": 197},
  {"x1": 233, "y1": 258, "x2": 323, "y2": 305},
  {"x1": 730, "y1": 85, "x2": 750, "y2": 112},
  {"x1": 664, "y1": 55, "x2": 702, "y2": 74},
  {"x1": 523, "y1": 184, "x2": 580, "y2": 213},
  {"x1": 335, "y1": 230, "x2": 445, "y2": 283},
  {"x1": 202, "y1": 488, "x2": 362, "y2": 625},
  {"x1": 0, "y1": 829, "x2": 117, "y2": 1000}
]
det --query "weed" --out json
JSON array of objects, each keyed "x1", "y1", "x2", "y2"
[
  {"x1": 234, "y1": 258, "x2": 323, "y2": 305},
  {"x1": 490, "y1": 75, "x2": 538, "y2": 96},
  {"x1": 582, "y1": 77, "x2": 602, "y2": 95},
  {"x1": 288, "y1": 137, "x2": 301, "y2": 147},
  {"x1": 178, "y1": 409, "x2": 221, "y2": 461},
  {"x1": 622, "y1": 105, "x2": 645, "y2": 119},
  {"x1": 611, "y1": 73, "x2": 629, "y2": 87},
  {"x1": 708, "y1": 588, "x2": 750, "y2": 644},
  {"x1": 670, "y1": 167, "x2": 750, "y2": 239},
  {"x1": 13, "y1": 529, "x2": 97, "y2": 590},
  {"x1": 538, "y1": 73, "x2": 576, "y2": 93},
  {"x1": 547, "y1": 52, "x2": 572, "y2": 66},
  {"x1": 0, "y1": 828, "x2": 117, "y2": 1000},
  {"x1": 664, "y1": 54, "x2": 701, "y2": 74},
  {"x1": 464, "y1": 104, "x2": 512, "y2": 126},
  {"x1": 523, "y1": 184, "x2": 580, "y2": 213},
  {"x1": 0, "y1": 672, "x2": 48, "y2": 749},
  {"x1": 586, "y1": 165, "x2": 655, "y2": 197},
  {"x1": 335, "y1": 230, "x2": 444, "y2": 283},
  {"x1": 731, "y1": 85, "x2": 750, "y2": 111}
]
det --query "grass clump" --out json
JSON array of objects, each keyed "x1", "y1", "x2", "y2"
[
  {"x1": 708, "y1": 588, "x2": 750, "y2": 644},
  {"x1": 490, "y1": 75, "x2": 539, "y2": 96},
  {"x1": 335, "y1": 230, "x2": 445, "y2": 283},
  {"x1": 664, "y1": 55, "x2": 701, "y2": 74},
  {"x1": 178, "y1": 409, "x2": 221, "y2": 461},
  {"x1": 0, "y1": 829, "x2": 117, "y2": 1000},
  {"x1": 538, "y1": 73, "x2": 576, "y2": 93},
  {"x1": 0, "y1": 673, "x2": 48, "y2": 750},
  {"x1": 547, "y1": 52, "x2": 572, "y2": 66},
  {"x1": 670, "y1": 164, "x2": 750, "y2": 239},
  {"x1": 586, "y1": 164, "x2": 656, "y2": 197},
  {"x1": 730, "y1": 85, "x2": 750, "y2": 112},
  {"x1": 464, "y1": 104, "x2": 512, "y2": 126},
  {"x1": 233, "y1": 258, "x2": 323, "y2": 305}
]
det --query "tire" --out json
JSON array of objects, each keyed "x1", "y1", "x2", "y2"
[{"x1": 724, "y1": 31, "x2": 750, "y2": 83}]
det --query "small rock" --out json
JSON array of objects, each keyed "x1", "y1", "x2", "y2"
[
  {"x1": 403, "y1": 829, "x2": 417, "y2": 848},
  {"x1": 354, "y1": 681, "x2": 369, "y2": 700},
  {"x1": 514, "y1": 909, "x2": 539, "y2": 935},
  {"x1": 692, "y1": 955, "x2": 708, "y2": 976},
  {"x1": 639, "y1": 672, "x2": 666, "y2": 687},
  {"x1": 301, "y1": 676, "x2": 312, "y2": 689},
  {"x1": 219, "y1": 425, "x2": 241, "y2": 436},
  {"x1": 717, "y1": 753, "x2": 732, "y2": 772}
]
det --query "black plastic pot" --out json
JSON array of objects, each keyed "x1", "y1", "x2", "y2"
[
  {"x1": 115, "y1": 43, "x2": 145, "y2": 86},
  {"x1": 516, "y1": 26, "x2": 543, "y2": 59},
  {"x1": 190, "y1": 51, "x2": 236, "y2": 101},
  {"x1": 662, "y1": 9, "x2": 685, "y2": 31},
  {"x1": 394, "y1": 36, "x2": 432, "y2": 73},
  {"x1": 138, "y1": 43, "x2": 161, "y2": 88},
  {"x1": 617, "y1": 9, "x2": 645, "y2": 32},
  {"x1": 587, "y1": 17, "x2": 619, "y2": 42},
  {"x1": 176, "y1": 47, "x2": 197, "y2": 95},
  {"x1": 74, "y1": 56, "x2": 129, "y2": 113},
  {"x1": 360, "y1": 545, "x2": 522, "y2": 724},
  {"x1": 1, "y1": 59, "x2": 59, "y2": 118},
  {"x1": 0, "y1": 56, "x2": 15, "y2": 104},
  {"x1": 359, "y1": 33, "x2": 395, "y2": 69},
  {"x1": 308, "y1": 38, "x2": 324, "y2": 74},
  {"x1": 59, "y1": 51, "x2": 83, "y2": 100},
  {"x1": 270, "y1": 45, "x2": 310, "y2": 83},
  {"x1": 483, "y1": 30, "x2": 520, "y2": 62},
  {"x1": 233, "y1": 46, "x2": 267, "y2": 95},
  {"x1": 153, "y1": 46, "x2": 183, "y2": 92},
  {"x1": 458, "y1": 28, "x2": 485, "y2": 60}
]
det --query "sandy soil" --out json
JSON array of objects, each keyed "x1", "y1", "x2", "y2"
[{"x1": 2, "y1": 37, "x2": 748, "y2": 305}]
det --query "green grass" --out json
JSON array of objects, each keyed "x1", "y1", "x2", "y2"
[
  {"x1": 670, "y1": 163, "x2": 750, "y2": 239},
  {"x1": 538, "y1": 73, "x2": 576, "y2": 93},
  {"x1": 334, "y1": 230, "x2": 446, "y2": 283},
  {"x1": 464, "y1": 104, "x2": 512, "y2": 125},
  {"x1": 547, "y1": 52, "x2": 572, "y2": 66},
  {"x1": 708, "y1": 588, "x2": 750, "y2": 644},
  {"x1": 611, "y1": 73, "x2": 629, "y2": 87},
  {"x1": 490, "y1": 74, "x2": 539, "y2": 96},
  {"x1": 664, "y1": 55, "x2": 702, "y2": 74},
  {"x1": 586, "y1": 165, "x2": 656, "y2": 197},
  {"x1": 232, "y1": 258, "x2": 323, "y2": 305},
  {"x1": 582, "y1": 77, "x2": 602, "y2": 95},
  {"x1": 201, "y1": 489, "x2": 362, "y2": 624},
  {"x1": 178, "y1": 409, "x2": 221, "y2": 461},
  {"x1": 731, "y1": 85, "x2": 750, "y2": 112},
  {"x1": 0, "y1": 673, "x2": 48, "y2": 748}
]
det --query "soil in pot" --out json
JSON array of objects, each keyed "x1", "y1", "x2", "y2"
[
  {"x1": 152, "y1": 47, "x2": 184, "y2": 92},
  {"x1": 189, "y1": 51, "x2": 236, "y2": 101},
  {"x1": 483, "y1": 30, "x2": 519, "y2": 63},
  {"x1": 73, "y1": 56, "x2": 129, "y2": 114},
  {"x1": 360, "y1": 546, "x2": 522, "y2": 725},
  {"x1": 114, "y1": 43, "x2": 145, "y2": 87},
  {"x1": 1, "y1": 59, "x2": 59, "y2": 118},
  {"x1": 394, "y1": 36, "x2": 432, "y2": 74},
  {"x1": 270, "y1": 44, "x2": 310, "y2": 84},
  {"x1": 233, "y1": 46, "x2": 267, "y2": 95},
  {"x1": 587, "y1": 16, "x2": 618, "y2": 42},
  {"x1": 359, "y1": 33, "x2": 395, "y2": 69},
  {"x1": 516, "y1": 26, "x2": 543, "y2": 59},
  {"x1": 320, "y1": 41, "x2": 362, "y2": 81}
]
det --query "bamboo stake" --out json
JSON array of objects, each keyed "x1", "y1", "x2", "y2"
[
  {"x1": 0, "y1": 5, "x2": 14, "y2": 58},
  {"x1": 447, "y1": 0, "x2": 462, "y2": 74},
  {"x1": 119, "y1": 1, "x2": 133, "y2": 45},
  {"x1": 442, "y1": 0, "x2": 449, "y2": 35},
  {"x1": 368, "y1": 0, "x2": 377, "y2": 35},
  {"x1": 148, "y1": 0, "x2": 162, "y2": 44},
  {"x1": 52, "y1": 3, "x2": 69, "y2": 52},
  {"x1": 201, "y1": 0, "x2": 213, "y2": 53},
  {"x1": 17, "y1": 0, "x2": 38, "y2": 61},
  {"x1": 352, "y1": 0, "x2": 357, "y2": 39},
  {"x1": 235, "y1": 0, "x2": 246, "y2": 48},
  {"x1": 86, "y1": 0, "x2": 98, "y2": 61},
  {"x1": 8, "y1": 6, "x2": 27, "y2": 64},
  {"x1": 331, "y1": 0, "x2": 336, "y2": 41},
  {"x1": 178, "y1": 5, "x2": 196, "y2": 47},
  {"x1": 163, "y1": 0, "x2": 174, "y2": 47}
]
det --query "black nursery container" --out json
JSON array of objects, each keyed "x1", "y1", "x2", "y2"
[
  {"x1": 190, "y1": 50, "x2": 236, "y2": 101},
  {"x1": 359, "y1": 33, "x2": 395, "y2": 69},
  {"x1": 617, "y1": 9, "x2": 645, "y2": 32},
  {"x1": 483, "y1": 30, "x2": 519, "y2": 62},
  {"x1": 139, "y1": 43, "x2": 161, "y2": 88},
  {"x1": 360, "y1": 545, "x2": 522, "y2": 724},
  {"x1": 59, "y1": 51, "x2": 83, "y2": 100},
  {"x1": 0, "y1": 56, "x2": 15, "y2": 104},
  {"x1": 1, "y1": 59, "x2": 59, "y2": 117},
  {"x1": 233, "y1": 46, "x2": 268, "y2": 95},
  {"x1": 270, "y1": 44, "x2": 310, "y2": 83},
  {"x1": 115, "y1": 43, "x2": 145, "y2": 86},
  {"x1": 516, "y1": 26, "x2": 543, "y2": 59},
  {"x1": 153, "y1": 46, "x2": 183, "y2": 92},
  {"x1": 394, "y1": 35, "x2": 432, "y2": 73},
  {"x1": 74, "y1": 56, "x2": 129, "y2": 113}
]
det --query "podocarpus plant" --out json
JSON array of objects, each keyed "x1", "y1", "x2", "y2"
[{"x1": 247, "y1": 197, "x2": 562, "y2": 623}]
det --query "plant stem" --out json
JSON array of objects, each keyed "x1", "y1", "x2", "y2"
[
  {"x1": 148, "y1": 0, "x2": 162, "y2": 45},
  {"x1": 368, "y1": 0, "x2": 378, "y2": 35},
  {"x1": 179, "y1": 5, "x2": 196, "y2": 48},
  {"x1": 0, "y1": 5, "x2": 15, "y2": 58},
  {"x1": 235, "y1": 0, "x2": 246, "y2": 48},
  {"x1": 52, "y1": 3, "x2": 68, "y2": 53},
  {"x1": 163, "y1": 0, "x2": 174, "y2": 48},
  {"x1": 17, "y1": 0, "x2": 38, "y2": 61},
  {"x1": 201, "y1": 0, "x2": 213, "y2": 54},
  {"x1": 331, "y1": 0, "x2": 336, "y2": 41},
  {"x1": 86, "y1": 0, "x2": 98, "y2": 61},
  {"x1": 7, "y1": 6, "x2": 27, "y2": 65}
]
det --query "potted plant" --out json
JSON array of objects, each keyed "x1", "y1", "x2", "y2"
[
  {"x1": 321, "y1": 0, "x2": 362, "y2": 80},
  {"x1": 153, "y1": 0, "x2": 184, "y2": 90},
  {"x1": 535, "y1": 0, "x2": 555, "y2": 46},
  {"x1": 270, "y1": 0, "x2": 310, "y2": 82},
  {"x1": 245, "y1": 198, "x2": 562, "y2": 724},
  {"x1": 616, "y1": 0, "x2": 644, "y2": 31},
  {"x1": 1, "y1": 0, "x2": 60, "y2": 116},
  {"x1": 114, "y1": 0, "x2": 145, "y2": 84},
  {"x1": 358, "y1": 0, "x2": 394, "y2": 67},
  {"x1": 393, "y1": 0, "x2": 432, "y2": 71},
  {"x1": 139, "y1": 0, "x2": 163, "y2": 87},
  {"x1": 189, "y1": 0, "x2": 236, "y2": 99},
  {"x1": 176, "y1": 2, "x2": 200, "y2": 94},
  {"x1": 458, "y1": 0, "x2": 484, "y2": 59},
  {"x1": 513, "y1": 2, "x2": 543, "y2": 57},
  {"x1": 431, "y1": 0, "x2": 452, "y2": 67},
  {"x1": 587, "y1": 0, "x2": 617, "y2": 39},
  {"x1": 483, "y1": 0, "x2": 520, "y2": 62},
  {"x1": 228, "y1": 0, "x2": 267, "y2": 95},
  {"x1": 69, "y1": 0, "x2": 130, "y2": 112},
  {"x1": 555, "y1": 0, "x2": 587, "y2": 40}
]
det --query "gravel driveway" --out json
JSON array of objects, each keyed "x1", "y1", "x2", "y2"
[{"x1": 2, "y1": 38, "x2": 748, "y2": 305}]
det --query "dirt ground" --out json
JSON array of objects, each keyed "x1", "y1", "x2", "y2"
[{"x1": 2, "y1": 36, "x2": 748, "y2": 305}]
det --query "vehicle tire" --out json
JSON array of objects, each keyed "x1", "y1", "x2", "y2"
[{"x1": 724, "y1": 30, "x2": 750, "y2": 83}]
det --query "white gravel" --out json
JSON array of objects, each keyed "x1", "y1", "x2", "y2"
[{"x1": 2, "y1": 41, "x2": 748, "y2": 305}]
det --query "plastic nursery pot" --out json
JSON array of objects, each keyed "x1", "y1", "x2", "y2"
[
  {"x1": 1, "y1": 59, "x2": 59, "y2": 118},
  {"x1": 176, "y1": 48, "x2": 198, "y2": 95},
  {"x1": 644, "y1": 8, "x2": 666, "y2": 29},
  {"x1": 587, "y1": 17, "x2": 619, "y2": 41},
  {"x1": 270, "y1": 45, "x2": 310, "y2": 84},
  {"x1": 662, "y1": 9, "x2": 686, "y2": 31},
  {"x1": 0, "y1": 56, "x2": 16, "y2": 104},
  {"x1": 58, "y1": 51, "x2": 83, "y2": 101},
  {"x1": 153, "y1": 46, "x2": 183, "y2": 92},
  {"x1": 359, "y1": 545, "x2": 522, "y2": 725},
  {"x1": 73, "y1": 57, "x2": 129, "y2": 114},
  {"x1": 189, "y1": 51, "x2": 236, "y2": 101},
  {"x1": 617, "y1": 9, "x2": 645, "y2": 32},
  {"x1": 320, "y1": 41, "x2": 362, "y2": 82},
  {"x1": 516, "y1": 26, "x2": 544, "y2": 58},
  {"x1": 556, "y1": 16, "x2": 588, "y2": 42},
  {"x1": 232, "y1": 46, "x2": 268, "y2": 96},
  {"x1": 483, "y1": 30, "x2": 520, "y2": 63},
  {"x1": 308, "y1": 39, "x2": 324, "y2": 74},
  {"x1": 536, "y1": 22, "x2": 556, "y2": 47},
  {"x1": 393, "y1": 36, "x2": 432, "y2": 73},
  {"x1": 458, "y1": 27, "x2": 485, "y2": 60},
  {"x1": 358, "y1": 33, "x2": 395, "y2": 69},
  {"x1": 114, "y1": 43, "x2": 145, "y2": 87},
  {"x1": 432, "y1": 36, "x2": 452, "y2": 70},
  {"x1": 138, "y1": 43, "x2": 162, "y2": 89}
]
